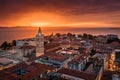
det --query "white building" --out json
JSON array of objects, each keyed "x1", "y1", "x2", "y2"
[
  {"x1": 0, "y1": 51, "x2": 20, "y2": 70},
  {"x1": 68, "y1": 54, "x2": 89, "y2": 71},
  {"x1": 107, "y1": 34, "x2": 118, "y2": 40},
  {"x1": 16, "y1": 38, "x2": 36, "y2": 47},
  {"x1": 36, "y1": 27, "x2": 44, "y2": 57}
]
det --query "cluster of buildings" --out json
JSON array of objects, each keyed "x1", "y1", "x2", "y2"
[{"x1": 0, "y1": 27, "x2": 120, "y2": 80}]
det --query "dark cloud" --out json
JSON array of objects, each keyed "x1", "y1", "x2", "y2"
[
  {"x1": 0, "y1": 0, "x2": 120, "y2": 26},
  {"x1": 0, "y1": 0, "x2": 120, "y2": 15}
]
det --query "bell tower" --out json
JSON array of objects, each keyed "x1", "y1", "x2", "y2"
[{"x1": 36, "y1": 27, "x2": 44, "y2": 57}]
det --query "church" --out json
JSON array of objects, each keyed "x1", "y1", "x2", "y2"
[
  {"x1": 15, "y1": 27, "x2": 44, "y2": 61},
  {"x1": 36, "y1": 27, "x2": 44, "y2": 57}
]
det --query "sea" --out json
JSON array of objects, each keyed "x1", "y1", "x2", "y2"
[{"x1": 0, "y1": 27, "x2": 120, "y2": 45}]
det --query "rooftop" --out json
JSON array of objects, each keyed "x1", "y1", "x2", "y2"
[
  {"x1": 57, "y1": 68, "x2": 97, "y2": 80},
  {"x1": 0, "y1": 62, "x2": 55, "y2": 80},
  {"x1": 0, "y1": 58, "x2": 13, "y2": 65},
  {"x1": 44, "y1": 53, "x2": 69, "y2": 62},
  {"x1": 109, "y1": 41, "x2": 120, "y2": 49},
  {"x1": 45, "y1": 43, "x2": 60, "y2": 50},
  {"x1": 102, "y1": 71, "x2": 120, "y2": 80},
  {"x1": 20, "y1": 45, "x2": 35, "y2": 49},
  {"x1": 0, "y1": 50, "x2": 9, "y2": 57},
  {"x1": 12, "y1": 68, "x2": 29, "y2": 76},
  {"x1": 71, "y1": 54, "x2": 89, "y2": 63}
]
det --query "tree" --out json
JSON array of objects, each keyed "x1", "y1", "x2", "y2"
[
  {"x1": 12, "y1": 40, "x2": 16, "y2": 46},
  {"x1": 49, "y1": 38, "x2": 54, "y2": 43},
  {"x1": 106, "y1": 38, "x2": 119, "y2": 44},
  {"x1": 72, "y1": 34, "x2": 76, "y2": 37},
  {"x1": 83, "y1": 33, "x2": 88, "y2": 39},
  {"x1": 0, "y1": 41, "x2": 8, "y2": 50},
  {"x1": 88, "y1": 34, "x2": 94, "y2": 40},
  {"x1": 56, "y1": 33, "x2": 60, "y2": 37},
  {"x1": 67, "y1": 33, "x2": 73, "y2": 37}
]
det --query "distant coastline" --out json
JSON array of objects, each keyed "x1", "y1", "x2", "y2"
[{"x1": 0, "y1": 27, "x2": 120, "y2": 45}]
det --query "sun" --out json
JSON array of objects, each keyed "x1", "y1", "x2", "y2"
[{"x1": 31, "y1": 22, "x2": 52, "y2": 27}]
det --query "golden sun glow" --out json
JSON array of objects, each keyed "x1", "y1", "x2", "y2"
[
  {"x1": 31, "y1": 22, "x2": 53, "y2": 27},
  {"x1": 2, "y1": 11, "x2": 119, "y2": 27}
]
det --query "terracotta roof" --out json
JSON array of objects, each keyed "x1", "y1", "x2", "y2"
[
  {"x1": 45, "y1": 47, "x2": 62, "y2": 53},
  {"x1": 70, "y1": 42, "x2": 78, "y2": 45},
  {"x1": 109, "y1": 41, "x2": 120, "y2": 48},
  {"x1": 57, "y1": 68, "x2": 97, "y2": 80},
  {"x1": 102, "y1": 71, "x2": 120, "y2": 80},
  {"x1": 28, "y1": 50, "x2": 66, "y2": 62},
  {"x1": 0, "y1": 71, "x2": 20, "y2": 80},
  {"x1": 22, "y1": 63, "x2": 55, "y2": 80},
  {"x1": 97, "y1": 35, "x2": 106, "y2": 38},
  {"x1": 44, "y1": 53, "x2": 69, "y2": 62},
  {"x1": 71, "y1": 54, "x2": 89, "y2": 63},
  {"x1": 45, "y1": 43, "x2": 60, "y2": 50},
  {"x1": 0, "y1": 62, "x2": 55, "y2": 80},
  {"x1": 27, "y1": 55, "x2": 44, "y2": 62},
  {"x1": 20, "y1": 45, "x2": 35, "y2": 49},
  {"x1": 60, "y1": 41, "x2": 70, "y2": 45}
]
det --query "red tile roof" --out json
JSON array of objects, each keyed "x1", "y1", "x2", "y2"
[
  {"x1": 0, "y1": 62, "x2": 55, "y2": 80},
  {"x1": 44, "y1": 53, "x2": 69, "y2": 62},
  {"x1": 45, "y1": 43, "x2": 60, "y2": 50},
  {"x1": 57, "y1": 68, "x2": 97, "y2": 80},
  {"x1": 46, "y1": 47, "x2": 62, "y2": 53},
  {"x1": 22, "y1": 63, "x2": 55, "y2": 80},
  {"x1": 102, "y1": 71, "x2": 120, "y2": 80},
  {"x1": 27, "y1": 55, "x2": 44, "y2": 62},
  {"x1": 71, "y1": 54, "x2": 89, "y2": 63},
  {"x1": 27, "y1": 52, "x2": 68, "y2": 62},
  {"x1": 0, "y1": 71, "x2": 20, "y2": 80},
  {"x1": 109, "y1": 41, "x2": 120, "y2": 48},
  {"x1": 60, "y1": 41, "x2": 70, "y2": 45},
  {"x1": 20, "y1": 45, "x2": 35, "y2": 49}
]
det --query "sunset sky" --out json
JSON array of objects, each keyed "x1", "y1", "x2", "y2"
[{"x1": 0, "y1": 0, "x2": 120, "y2": 28}]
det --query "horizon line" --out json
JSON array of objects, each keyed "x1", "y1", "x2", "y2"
[{"x1": 0, "y1": 26, "x2": 120, "y2": 28}]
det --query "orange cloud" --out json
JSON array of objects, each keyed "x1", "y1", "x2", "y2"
[{"x1": 0, "y1": 0, "x2": 120, "y2": 27}]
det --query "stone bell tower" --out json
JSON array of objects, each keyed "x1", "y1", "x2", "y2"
[{"x1": 36, "y1": 27, "x2": 44, "y2": 57}]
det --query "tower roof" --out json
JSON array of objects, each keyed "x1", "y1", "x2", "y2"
[
  {"x1": 37, "y1": 27, "x2": 43, "y2": 36},
  {"x1": 38, "y1": 27, "x2": 41, "y2": 33}
]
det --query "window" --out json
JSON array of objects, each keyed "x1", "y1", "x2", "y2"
[{"x1": 40, "y1": 74, "x2": 43, "y2": 78}]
